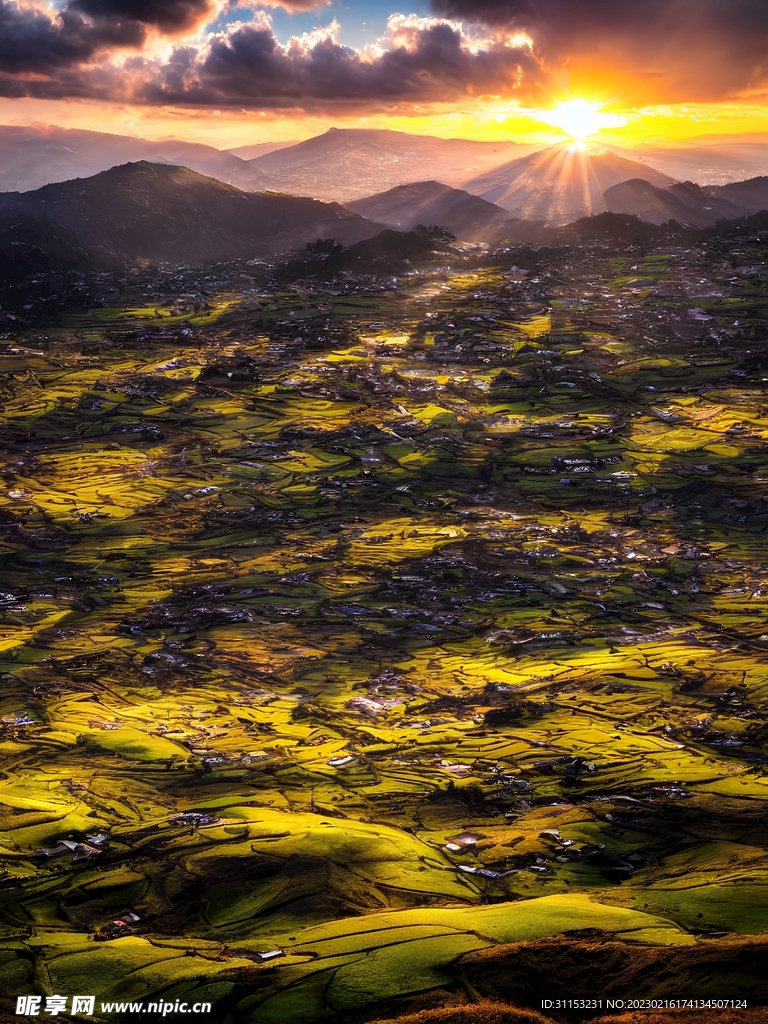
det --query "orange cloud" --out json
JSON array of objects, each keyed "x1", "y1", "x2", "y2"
[{"x1": 431, "y1": 0, "x2": 768, "y2": 104}]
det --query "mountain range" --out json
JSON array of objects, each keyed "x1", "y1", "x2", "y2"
[
  {"x1": 604, "y1": 177, "x2": 768, "y2": 227},
  {"x1": 0, "y1": 124, "x2": 271, "y2": 194},
  {"x1": 0, "y1": 123, "x2": 765, "y2": 229},
  {"x1": 0, "y1": 124, "x2": 535, "y2": 203},
  {"x1": 0, "y1": 126, "x2": 766, "y2": 277},
  {"x1": 0, "y1": 162, "x2": 382, "y2": 269}
]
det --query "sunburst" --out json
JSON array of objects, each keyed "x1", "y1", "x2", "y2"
[{"x1": 537, "y1": 99, "x2": 627, "y2": 141}]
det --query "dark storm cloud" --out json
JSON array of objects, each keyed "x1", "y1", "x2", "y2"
[
  {"x1": 430, "y1": 0, "x2": 768, "y2": 37},
  {"x1": 0, "y1": 0, "x2": 223, "y2": 83},
  {"x1": 70, "y1": 0, "x2": 217, "y2": 33},
  {"x1": 0, "y1": 0, "x2": 225, "y2": 91},
  {"x1": 430, "y1": 0, "x2": 768, "y2": 99},
  {"x1": 0, "y1": 1, "x2": 144, "y2": 75}
]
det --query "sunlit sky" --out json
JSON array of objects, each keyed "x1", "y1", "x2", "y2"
[{"x1": 0, "y1": 0, "x2": 766, "y2": 148}]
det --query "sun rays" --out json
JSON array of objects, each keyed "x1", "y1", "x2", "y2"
[{"x1": 536, "y1": 99, "x2": 628, "y2": 141}]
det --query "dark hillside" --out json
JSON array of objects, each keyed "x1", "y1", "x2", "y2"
[
  {"x1": 604, "y1": 177, "x2": 749, "y2": 227},
  {"x1": 348, "y1": 181, "x2": 517, "y2": 243},
  {"x1": 713, "y1": 175, "x2": 768, "y2": 214},
  {"x1": 558, "y1": 211, "x2": 683, "y2": 242},
  {"x1": 0, "y1": 215, "x2": 97, "y2": 272},
  {"x1": 0, "y1": 162, "x2": 380, "y2": 267}
]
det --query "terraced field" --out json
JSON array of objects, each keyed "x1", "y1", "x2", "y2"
[{"x1": 0, "y1": 236, "x2": 767, "y2": 1021}]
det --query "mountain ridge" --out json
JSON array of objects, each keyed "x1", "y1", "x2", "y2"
[
  {"x1": 604, "y1": 176, "x2": 768, "y2": 227},
  {"x1": 0, "y1": 161, "x2": 382, "y2": 268},
  {"x1": 2, "y1": 158, "x2": 766, "y2": 276},
  {"x1": 347, "y1": 181, "x2": 519, "y2": 244}
]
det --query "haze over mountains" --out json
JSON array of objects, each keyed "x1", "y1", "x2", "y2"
[
  {"x1": 0, "y1": 123, "x2": 766, "y2": 275},
  {"x1": 0, "y1": 125, "x2": 271, "y2": 194},
  {"x1": 3, "y1": 124, "x2": 765, "y2": 205},
  {"x1": 626, "y1": 137, "x2": 768, "y2": 186},
  {"x1": 0, "y1": 124, "x2": 535, "y2": 203},
  {"x1": 246, "y1": 128, "x2": 535, "y2": 202},
  {"x1": 225, "y1": 141, "x2": 300, "y2": 162}
]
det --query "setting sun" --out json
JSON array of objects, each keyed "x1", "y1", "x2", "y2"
[{"x1": 536, "y1": 99, "x2": 627, "y2": 141}]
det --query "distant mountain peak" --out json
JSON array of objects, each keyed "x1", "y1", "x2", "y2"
[
  {"x1": 248, "y1": 129, "x2": 536, "y2": 202},
  {"x1": 463, "y1": 143, "x2": 673, "y2": 225}
]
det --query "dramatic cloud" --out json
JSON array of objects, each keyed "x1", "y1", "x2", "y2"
[
  {"x1": 0, "y1": 1, "x2": 143, "y2": 75},
  {"x1": 0, "y1": 0, "x2": 223, "y2": 85},
  {"x1": 430, "y1": 0, "x2": 768, "y2": 101},
  {"x1": 2, "y1": 0, "x2": 765, "y2": 111},
  {"x1": 164, "y1": 17, "x2": 537, "y2": 108},
  {"x1": 70, "y1": 0, "x2": 218, "y2": 34},
  {"x1": 0, "y1": 5, "x2": 540, "y2": 109}
]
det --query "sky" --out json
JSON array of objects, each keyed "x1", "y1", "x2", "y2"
[{"x1": 0, "y1": 0, "x2": 767, "y2": 147}]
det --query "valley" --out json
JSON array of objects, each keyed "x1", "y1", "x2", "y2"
[{"x1": 0, "y1": 216, "x2": 766, "y2": 1021}]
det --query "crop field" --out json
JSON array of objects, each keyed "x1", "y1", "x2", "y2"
[{"x1": 0, "y1": 237, "x2": 767, "y2": 1022}]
